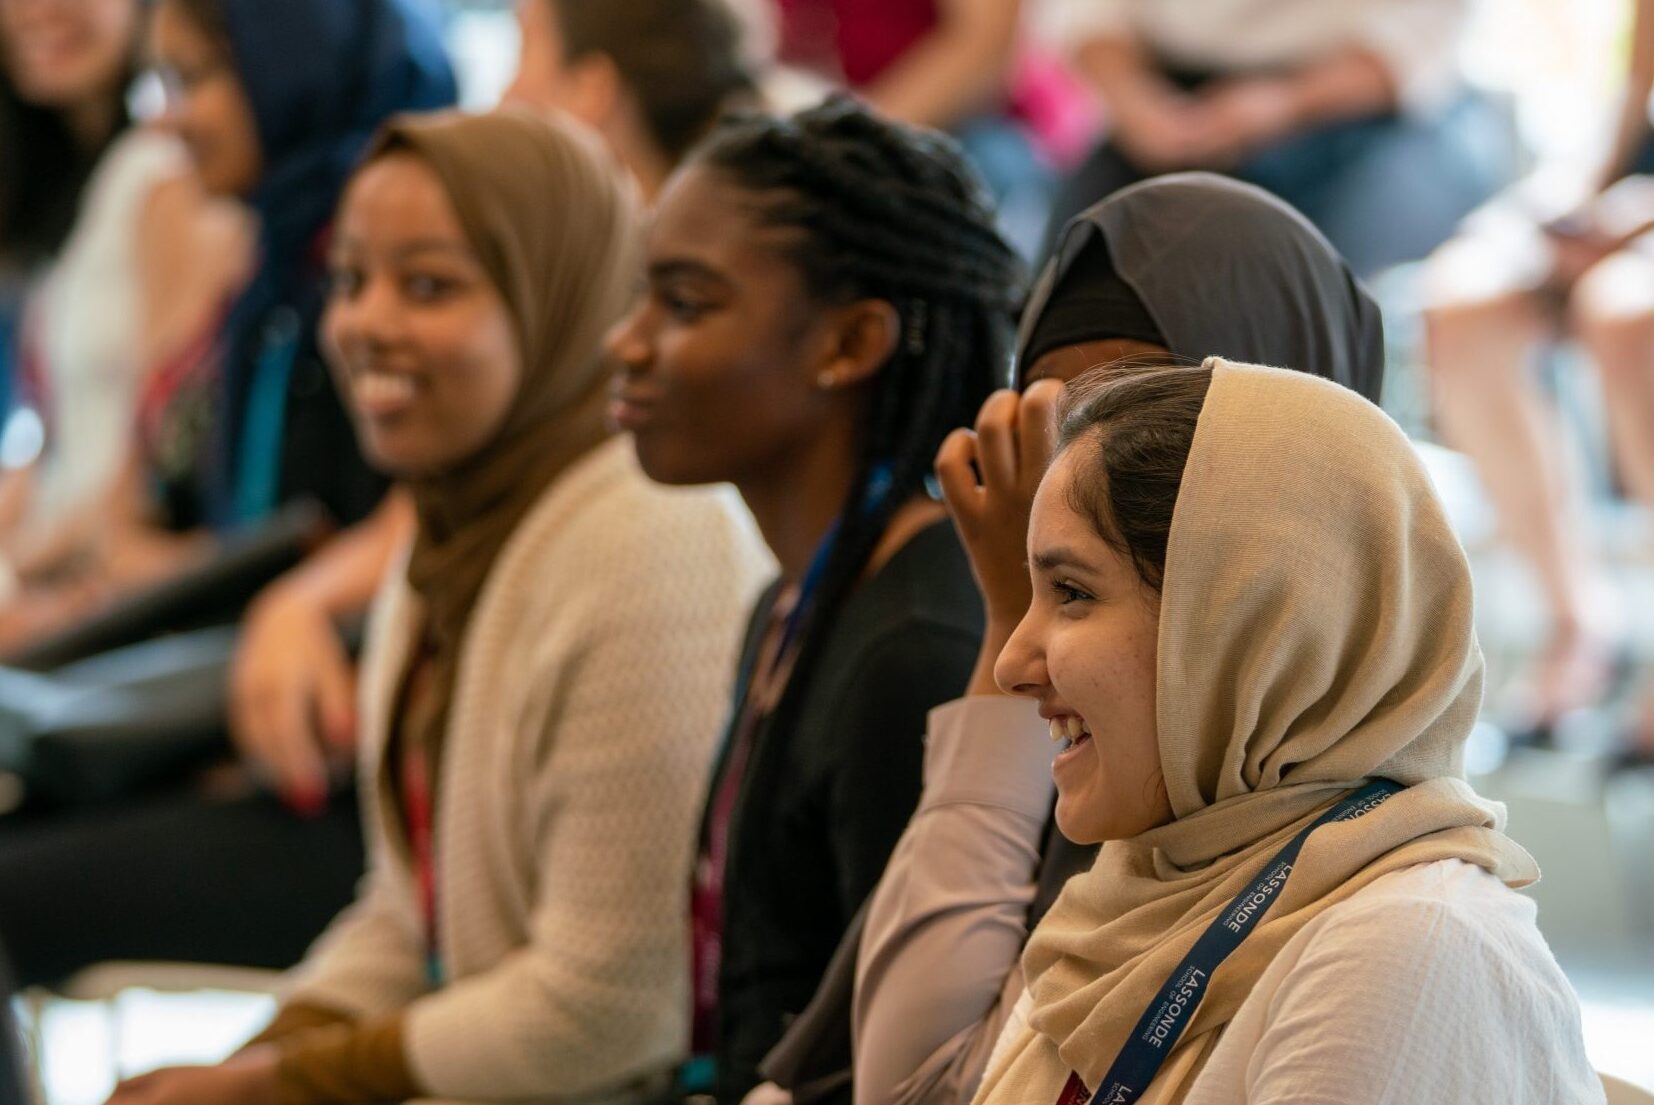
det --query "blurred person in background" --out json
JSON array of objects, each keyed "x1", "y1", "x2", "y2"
[
  {"x1": 103, "y1": 106, "x2": 769, "y2": 1105},
  {"x1": 1423, "y1": 0, "x2": 1654, "y2": 763},
  {"x1": 0, "y1": 0, "x2": 245, "y2": 642},
  {"x1": 0, "y1": 0, "x2": 455, "y2": 989},
  {"x1": 766, "y1": 0, "x2": 1091, "y2": 258},
  {"x1": 1044, "y1": 0, "x2": 1500, "y2": 274},
  {"x1": 503, "y1": 0, "x2": 759, "y2": 202}
]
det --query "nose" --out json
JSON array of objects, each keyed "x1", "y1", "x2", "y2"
[
  {"x1": 329, "y1": 272, "x2": 405, "y2": 353},
  {"x1": 993, "y1": 603, "x2": 1049, "y2": 698},
  {"x1": 604, "y1": 305, "x2": 651, "y2": 376},
  {"x1": 153, "y1": 76, "x2": 194, "y2": 135}
]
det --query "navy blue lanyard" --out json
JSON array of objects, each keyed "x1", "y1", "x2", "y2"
[
  {"x1": 1056, "y1": 778, "x2": 1406, "y2": 1105},
  {"x1": 773, "y1": 517, "x2": 839, "y2": 669},
  {"x1": 767, "y1": 461, "x2": 897, "y2": 680}
]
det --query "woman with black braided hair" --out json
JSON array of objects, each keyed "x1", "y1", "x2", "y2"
[{"x1": 606, "y1": 95, "x2": 1024, "y2": 1105}]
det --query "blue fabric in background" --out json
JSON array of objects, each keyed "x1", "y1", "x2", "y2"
[{"x1": 210, "y1": 0, "x2": 457, "y2": 530}]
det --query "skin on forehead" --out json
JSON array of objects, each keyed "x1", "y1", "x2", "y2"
[{"x1": 1023, "y1": 338, "x2": 1169, "y2": 386}]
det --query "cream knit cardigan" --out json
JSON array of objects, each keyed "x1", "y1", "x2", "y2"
[{"x1": 284, "y1": 437, "x2": 773, "y2": 1104}]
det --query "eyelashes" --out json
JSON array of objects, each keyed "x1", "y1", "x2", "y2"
[{"x1": 1050, "y1": 579, "x2": 1095, "y2": 605}]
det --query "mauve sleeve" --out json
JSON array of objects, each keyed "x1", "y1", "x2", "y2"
[{"x1": 853, "y1": 695, "x2": 1054, "y2": 1105}]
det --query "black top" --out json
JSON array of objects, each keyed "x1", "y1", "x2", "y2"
[{"x1": 713, "y1": 518, "x2": 983, "y2": 1105}]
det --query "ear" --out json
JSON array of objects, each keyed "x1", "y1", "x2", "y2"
[
  {"x1": 812, "y1": 298, "x2": 902, "y2": 392},
  {"x1": 565, "y1": 52, "x2": 622, "y2": 129}
]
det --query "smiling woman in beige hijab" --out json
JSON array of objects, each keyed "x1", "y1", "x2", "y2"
[
  {"x1": 974, "y1": 359, "x2": 1601, "y2": 1105},
  {"x1": 104, "y1": 108, "x2": 772, "y2": 1105}
]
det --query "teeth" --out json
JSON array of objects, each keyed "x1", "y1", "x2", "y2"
[
  {"x1": 357, "y1": 372, "x2": 416, "y2": 406},
  {"x1": 1048, "y1": 716, "x2": 1089, "y2": 744}
]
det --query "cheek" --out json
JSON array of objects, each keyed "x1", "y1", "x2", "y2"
[
  {"x1": 188, "y1": 87, "x2": 262, "y2": 194},
  {"x1": 642, "y1": 322, "x2": 812, "y2": 481},
  {"x1": 1048, "y1": 614, "x2": 1162, "y2": 832},
  {"x1": 86, "y1": 3, "x2": 134, "y2": 73},
  {"x1": 1047, "y1": 619, "x2": 1155, "y2": 728},
  {"x1": 423, "y1": 314, "x2": 521, "y2": 445}
]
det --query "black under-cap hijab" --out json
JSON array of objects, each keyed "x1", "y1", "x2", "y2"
[
  {"x1": 1020, "y1": 239, "x2": 1166, "y2": 368},
  {"x1": 1017, "y1": 173, "x2": 1385, "y2": 403}
]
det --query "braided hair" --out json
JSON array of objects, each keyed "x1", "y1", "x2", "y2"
[{"x1": 690, "y1": 93, "x2": 1024, "y2": 721}]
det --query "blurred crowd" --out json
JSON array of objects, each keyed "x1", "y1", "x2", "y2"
[{"x1": 0, "y1": 0, "x2": 1648, "y2": 1104}]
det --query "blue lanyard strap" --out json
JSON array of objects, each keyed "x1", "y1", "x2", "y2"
[
  {"x1": 230, "y1": 308, "x2": 301, "y2": 529},
  {"x1": 770, "y1": 460, "x2": 897, "y2": 672},
  {"x1": 1060, "y1": 778, "x2": 1406, "y2": 1105}
]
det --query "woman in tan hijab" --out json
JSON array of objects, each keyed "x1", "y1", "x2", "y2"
[
  {"x1": 974, "y1": 359, "x2": 1601, "y2": 1105},
  {"x1": 104, "y1": 109, "x2": 771, "y2": 1105}
]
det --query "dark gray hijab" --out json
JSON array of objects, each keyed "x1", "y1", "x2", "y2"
[{"x1": 1017, "y1": 172, "x2": 1386, "y2": 403}]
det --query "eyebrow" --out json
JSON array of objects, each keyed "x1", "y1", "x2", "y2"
[
  {"x1": 1031, "y1": 546, "x2": 1092, "y2": 573},
  {"x1": 647, "y1": 257, "x2": 734, "y2": 289},
  {"x1": 331, "y1": 238, "x2": 474, "y2": 262}
]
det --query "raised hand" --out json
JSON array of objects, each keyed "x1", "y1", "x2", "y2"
[{"x1": 935, "y1": 379, "x2": 1064, "y2": 694}]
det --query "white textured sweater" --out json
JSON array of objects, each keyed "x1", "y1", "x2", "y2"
[{"x1": 285, "y1": 437, "x2": 773, "y2": 1104}]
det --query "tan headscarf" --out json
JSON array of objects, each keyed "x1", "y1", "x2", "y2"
[
  {"x1": 974, "y1": 359, "x2": 1539, "y2": 1105},
  {"x1": 361, "y1": 107, "x2": 640, "y2": 764}
]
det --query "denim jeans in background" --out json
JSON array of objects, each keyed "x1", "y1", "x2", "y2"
[
  {"x1": 953, "y1": 115, "x2": 1060, "y2": 265},
  {"x1": 1044, "y1": 90, "x2": 1516, "y2": 277}
]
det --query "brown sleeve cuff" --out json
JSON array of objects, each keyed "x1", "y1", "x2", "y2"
[
  {"x1": 243, "y1": 1002, "x2": 355, "y2": 1050},
  {"x1": 271, "y1": 1014, "x2": 423, "y2": 1105}
]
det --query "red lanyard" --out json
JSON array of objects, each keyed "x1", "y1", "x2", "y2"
[
  {"x1": 400, "y1": 735, "x2": 442, "y2": 987},
  {"x1": 690, "y1": 587, "x2": 800, "y2": 1054}
]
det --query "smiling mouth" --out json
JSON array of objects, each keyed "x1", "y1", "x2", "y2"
[
  {"x1": 608, "y1": 392, "x2": 656, "y2": 431},
  {"x1": 1048, "y1": 715, "x2": 1092, "y2": 753},
  {"x1": 352, "y1": 370, "x2": 418, "y2": 417}
]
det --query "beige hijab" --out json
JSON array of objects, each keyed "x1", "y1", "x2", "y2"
[
  {"x1": 974, "y1": 359, "x2": 1539, "y2": 1105},
  {"x1": 362, "y1": 107, "x2": 640, "y2": 768}
]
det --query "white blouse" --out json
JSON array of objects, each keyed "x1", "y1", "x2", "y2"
[
  {"x1": 859, "y1": 696, "x2": 1604, "y2": 1105},
  {"x1": 1042, "y1": 0, "x2": 1470, "y2": 112},
  {"x1": 993, "y1": 859, "x2": 1605, "y2": 1105},
  {"x1": 23, "y1": 129, "x2": 186, "y2": 527}
]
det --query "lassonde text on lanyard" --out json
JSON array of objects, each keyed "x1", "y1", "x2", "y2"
[{"x1": 1055, "y1": 778, "x2": 1406, "y2": 1105}]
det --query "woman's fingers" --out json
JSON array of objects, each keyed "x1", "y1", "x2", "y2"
[
  {"x1": 1017, "y1": 379, "x2": 1063, "y2": 488},
  {"x1": 973, "y1": 389, "x2": 1022, "y2": 494},
  {"x1": 935, "y1": 427, "x2": 984, "y2": 530}
]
